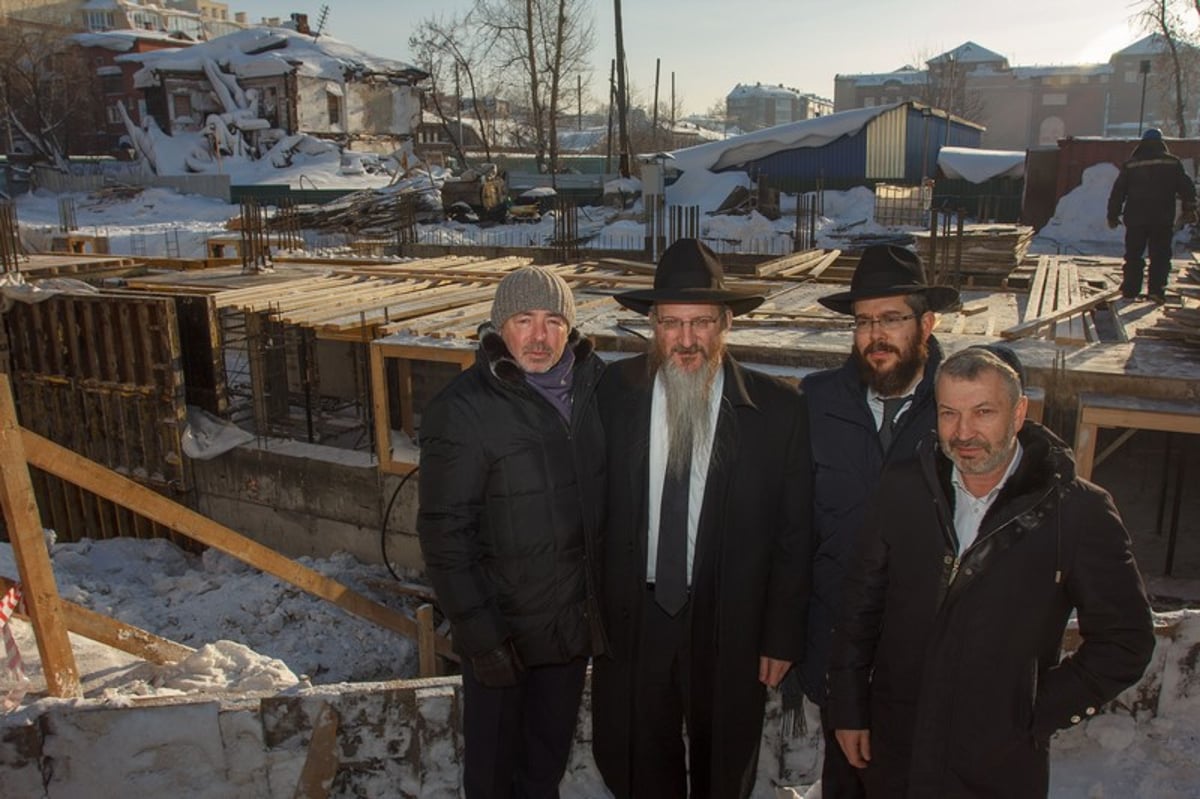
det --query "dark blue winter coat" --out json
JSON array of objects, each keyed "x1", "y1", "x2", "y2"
[{"x1": 797, "y1": 336, "x2": 944, "y2": 703}]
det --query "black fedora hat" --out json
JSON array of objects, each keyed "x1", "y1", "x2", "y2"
[
  {"x1": 819, "y1": 245, "x2": 960, "y2": 315},
  {"x1": 615, "y1": 238, "x2": 765, "y2": 316}
]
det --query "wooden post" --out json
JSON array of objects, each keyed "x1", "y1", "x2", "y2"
[
  {"x1": 417, "y1": 603, "x2": 438, "y2": 678},
  {"x1": 0, "y1": 374, "x2": 82, "y2": 697}
]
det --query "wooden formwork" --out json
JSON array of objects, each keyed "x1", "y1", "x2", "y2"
[{"x1": 2, "y1": 291, "x2": 189, "y2": 545}]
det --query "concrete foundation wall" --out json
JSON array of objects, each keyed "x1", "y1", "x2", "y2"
[
  {"x1": 189, "y1": 439, "x2": 423, "y2": 571},
  {"x1": 2, "y1": 617, "x2": 1193, "y2": 798}
]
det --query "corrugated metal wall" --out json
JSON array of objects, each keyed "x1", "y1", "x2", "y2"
[
  {"x1": 734, "y1": 131, "x2": 869, "y2": 192},
  {"x1": 866, "y1": 105, "x2": 908, "y2": 180}
]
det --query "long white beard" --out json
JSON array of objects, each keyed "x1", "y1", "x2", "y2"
[{"x1": 660, "y1": 358, "x2": 719, "y2": 477}]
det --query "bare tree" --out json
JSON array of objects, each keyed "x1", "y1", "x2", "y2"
[
  {"x1": 409, "y1": 13, "x2": 498, "y2": 164},
  {"x1": 0, "y1": 25, "x2": 104, "y2": 164},
  {"x1": 1138, "y1": 0, "x2": 1200, "y2": 137},
  {"x1": 474, "y1": 0, "x2": 595, "y2": 177},
  {"x1": 921, "y1": 53, "x2": 988, "y2": 128}
]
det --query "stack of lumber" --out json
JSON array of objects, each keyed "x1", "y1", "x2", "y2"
[
  {"x1": 1139, "y1": 260, "x2": 1200, "y2": 347},
  {"x1": 752, "y1": 249, "x2": 842, "y2": 280},
  {"x1": 912, "y1": 224, "x2": 1035, "y2": 275},
  {"x1": 1000, "y1": 255, "x2": 1118, "y2": 343},
  {"x1": 287, "y1": 186, "x2": 438, "y2": 234}
]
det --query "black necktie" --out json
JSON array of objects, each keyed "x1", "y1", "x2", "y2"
[
  {"x1": 879, "y1": 395, "x2": 910, "y2": 452},
  {"x1": 655, "y1": 440, "x2": 693, "y2": 616}
]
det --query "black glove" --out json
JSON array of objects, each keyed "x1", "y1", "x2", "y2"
[{"x1": 470, "y1": 640, "x2": 523, "y2": 688}]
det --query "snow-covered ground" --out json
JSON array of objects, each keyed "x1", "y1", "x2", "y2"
[{"x1": 4, "y1": 159, "x2": 1199, "y2": 796}]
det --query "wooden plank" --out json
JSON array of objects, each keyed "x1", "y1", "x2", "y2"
[
  {"x1": 0, "y1": 374, "x2": 82, "y2": 698},
  {"x1": 0, "y1": 574, "x2": 193, "y2": 665},
  {"x1": 20, "y1": 429, "x2": 455, "y2": 658},
  {"x1": 417, "y1": 603, "x2": 438, "y2": 678},
  {"x1": 292, "y1": 702, "x2": 341, "y2": 799},
  {"x1": 1024, "y1": 255, "x2": 1051, "y2": 321},
  {"x1": 1001, "y1": 286, "x2": 1122, "y2": 340}
]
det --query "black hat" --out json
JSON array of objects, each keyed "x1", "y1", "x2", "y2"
[
  {"x1": 614, "y1": 238, "x2": 765, "y2": 316},
  {"x1": 818, "y1": 245, "x2": 960, "y2": 315}
]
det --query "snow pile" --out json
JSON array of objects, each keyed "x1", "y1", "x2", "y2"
[
  {"x1": 0, "y1": 536, "x2": 419, "y2": 702},
  {"x1": 1032, "y1": 162, "x2": 1125, "y2": 254},
  {"x1": 937, "y1": 146, "x2": 1025, "y2": 183}
]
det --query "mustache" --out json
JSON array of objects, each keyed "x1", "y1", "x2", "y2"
[
  {"x1": 950, "y1": 438, "x2": 990, "y2": 451},
  {"x1": 522, "y1": 344, "x2": 553, "y2": 355},
  {"x1": 864, "y1": 342, "x2": 899, "y2": 356},
  {"x1": 671, "y1": 344, "x2": 706, "y2": 356}
]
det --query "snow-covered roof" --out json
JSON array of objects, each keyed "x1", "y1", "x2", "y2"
[
  {"x1": 665, "y1": 103, "x2": 898, "y2": 173},
  {"x1": 928, "y1": 41, "x2": 1008, "y2": 66},
  {"x1": 937, "y1": 146, "x2": 1025, "y2": 183},
  {"x1": 73, "y1": 29, "x2": 192, "y2": 52},
  {"x1": 1010, "y1": 64, "x2": 1111, "y2": 79},
  {"x1": 134, "y1": 26, "x2": 426, "y2": 85},
  {"x1": 1112, "y1": 34, "x2": 1171, "y2": 58},
  {"x1": 840, "y1": 68, "x2": 927, "y2": 88},
  {"x1": 728, "y1": 83, "x2": 805, "y2": 100}
]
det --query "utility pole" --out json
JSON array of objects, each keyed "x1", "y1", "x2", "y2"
[
  {"x1": 577, "y1": 74, "x2": 583, "y2": 131},
  {"x1": 605, "y1": 59, "x2": 615, "y2": 174},
  {"x1": 652, "y1": 58, "x2": 661, "y2": 150},
  {"x1": 613, "y1": 0, "x2": 631, "y2": 177},
  {"x1": 1138, "y1": 59, "x2": 1151, "y2": 136}
]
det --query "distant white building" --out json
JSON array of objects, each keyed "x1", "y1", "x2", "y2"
[{"x1": 725, "y1": 83, "x2": 833, "y2": 132}]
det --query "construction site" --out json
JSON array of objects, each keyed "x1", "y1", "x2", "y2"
[{"x1": 0, "y1": 189, "x2": 1199, "y2": 797}]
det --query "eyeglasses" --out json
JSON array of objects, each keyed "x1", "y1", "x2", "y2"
[
  {"x1": 655, "y1": 316, "x2": 721, "y2": 333},
  {"x1": 851, "y1": 313, "x2": 916, "y2": 332}
]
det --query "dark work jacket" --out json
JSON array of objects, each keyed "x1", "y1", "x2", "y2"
[
  {"x1": 591, "y1": 354, "x2": 812, "y2": 799},
  {"x1": 827, "y1": 422, "x2": 1155, "y2": 799},
  {"x1": 797, "y1": 336, "x2": 943, "y2": 703},
  {"x1": 416, "y1": 329, "x2": 607, "y2": 665},
  {"x1": 1106, "y1": 139, "x2": 1197, "y2": 227}
]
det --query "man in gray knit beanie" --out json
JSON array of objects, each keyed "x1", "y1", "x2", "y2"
[
  {"x1": 491, "y1": 265, "x2": 577, "y2": 331},
  {"x1": 419, "y1": 262, "x2": 606, "y2": 799}
]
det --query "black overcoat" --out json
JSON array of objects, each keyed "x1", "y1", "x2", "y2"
[
  {"x1": 797, "y1": 336, "x2": 943, "y2": 702},
  {"x1": 417, "y1": 330, "x2": 607, "y2": 665},
  {"x1": 591, "y1": 353, "x2": 812, "y2": 798},
  {"x1": 827, "y1": 422, "x2": 1155, "y2": 798}
]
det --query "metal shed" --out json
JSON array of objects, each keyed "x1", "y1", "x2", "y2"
[{"x1": 708, "y1": 102, "x2": 984, "y2": 192}]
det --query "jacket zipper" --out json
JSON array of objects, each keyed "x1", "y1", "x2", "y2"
[{"x1": 946, "y1": 484, "x2": 1057, "y2": 588}]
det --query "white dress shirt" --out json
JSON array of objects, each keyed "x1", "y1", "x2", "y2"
[
  {"x1": 646, "y1": 367, "x2": 725, "y2": 584},
  {"x1": 951, "y1": 441, "x2": 1024, "y2": 554}
]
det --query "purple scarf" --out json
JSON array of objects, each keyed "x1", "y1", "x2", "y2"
[{"x1": 524, "y1": 347, "x2": 576, "y2": 421}]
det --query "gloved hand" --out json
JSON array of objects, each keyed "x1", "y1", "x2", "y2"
[
  {"x1": 1106, "y1": 217, "x2": 1119, "y2": 230},
  {"x1": 471, "y1": 640, "x2": 523, "y2": 688}
]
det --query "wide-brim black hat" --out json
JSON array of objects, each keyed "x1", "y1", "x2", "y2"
[
  {"x1": 819, "y1": 244, "x2": 960, "y2": 315},
  {"x1": 615, "y1": 238, "x2": 765, "y2": 316}
]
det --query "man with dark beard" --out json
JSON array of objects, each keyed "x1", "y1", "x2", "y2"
[
  {"x1": 828, "y1": 347, "x2": 1153, "y2": 797},
  {"x1": 592, "y1": 238, "x2": 812, "y2": 799},
  {"x1": 791, "y1": 244, "x2": 959, "y2": 799}
]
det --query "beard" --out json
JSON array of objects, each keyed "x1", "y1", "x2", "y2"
[
  {"x1": 652, "y1": 337, "x2": 724, "y2": 476},
  {"x1": 854, "y1": 336, "x2": 928, "y2": 396},
  {"x1": 940, "y1": 421, "x2": 1018, "y2": 477}
]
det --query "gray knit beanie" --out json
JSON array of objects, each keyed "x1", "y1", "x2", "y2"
[{"x1": 491, "y1": 266, "x2": 577, "y2": 329}]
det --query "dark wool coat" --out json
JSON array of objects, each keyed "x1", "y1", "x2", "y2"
[
  {"x1": 591, "y1": 353, "x2": 812, "y2": 799},
  {"x1": 827, "y1": 422, "x2": 1155, "y2": 799},
  {"x1": 1106, "y1": 139, "x2": 1197, "y2": 227},
  {"x1": 416, "y1": 329, "x2": 607, "y2": 665},
  {"x1": 797, "y1": 337, "x2": 943, "y2": 703}
]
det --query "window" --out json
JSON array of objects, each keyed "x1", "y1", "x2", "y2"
[
  {"x1": 1042, "y1": 93, "x2": 1067, "y2": 106},
  {"x1": 99, "y1": 70, "x2": 123, "y2": 94},
  {"x1": 327, "y1": 91, "x2": 342, "y2": 127},
  {"x1": 86, "y1": 11, "x2": 115, "y2": 30},
  {"x1": 1126, "y1": 70, "x2": 1139, "y2": 83},
  {"x1": 172, "y1": 93, "x2": 193, "y2": 120},
  {"x1": 107, "y1": 105, "x2": 123, "y2": 124}
]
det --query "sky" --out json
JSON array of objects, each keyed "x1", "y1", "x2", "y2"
[{"x1": 237, "y1": 0, "x2": 1158, "y2": 115}]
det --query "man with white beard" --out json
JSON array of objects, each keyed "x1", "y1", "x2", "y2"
[{"x1": 591, "y1": 238, "x2": 812, "y2": 799}]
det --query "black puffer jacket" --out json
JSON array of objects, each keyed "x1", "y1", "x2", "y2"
[
  {"x1": 796, "y1": 337, "x2": 943, "y2": 702},
  {"x1": 417, "y1": 329, "x2": 606, "y2": 665},
  {"x1": 827, "y1": 422, "x2": 1155, "y2": 798},
  {"x1": 1106, "y1": 138, "x2": 1196, "y2": 227}
]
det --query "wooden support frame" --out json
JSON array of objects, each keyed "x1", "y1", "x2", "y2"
[
  {"x1": 370, "y1": 339, "x2": 474, "y2": 476},
  {"x1": 1074, "y1": 392, "x2": 1200, "y2": 481},
  {"x1": 0, "y1": 374, "x2": 82, "y2": 697}
]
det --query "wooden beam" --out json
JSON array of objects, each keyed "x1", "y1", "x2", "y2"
[
  {"x1": 1001, "y1": 287, "x2": 1121, "y2": 340},
  {"x1": 0, "y1": 574, "x2": 193, "y2": 665},
  {"x1": 417, "y1": 603, "x2": 438, "y2": 678},
  {"x1": 292, "y1": 701, "x2": 340, "y2": 799},
  {"x1": 20, "y1": 429, "x2": 455, "y2": 658},
  {"x1": 0, "y1": 374, "x2": 82, "y2": 698}
]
